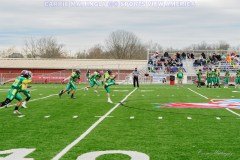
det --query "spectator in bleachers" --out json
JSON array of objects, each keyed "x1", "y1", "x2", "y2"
[
  {"x1": 201, "y1": 52, "x2": 206, "y2": 59},
  {"x1": 181, "y1": 52, "x2": 186, "y2": 60},
  {"x1": 164, "y1": 52, "x2": 169, "y2": 58},
  {"x1": 190, "y1": 53, "x2": 195, "y2": 59}
]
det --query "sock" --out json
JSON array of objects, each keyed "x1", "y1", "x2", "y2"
[{"x1": 14, "y1": 106, "x2": 19, "y2": 111}]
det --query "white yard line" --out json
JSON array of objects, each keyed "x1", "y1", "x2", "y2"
[
  {"x1": 187, "y1": 88, "x2": 240, "y2": 117},
  {"x1": 52, "y1": 88, "x2": 137, "y2": 160},
  {"x1": 187, "y1": 88, "x2": 208, "y2": 99},
  {"x1": 225, "y1": 108, "x2": 240, "y2": 117}
]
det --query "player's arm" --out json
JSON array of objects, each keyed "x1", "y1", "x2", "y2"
[{"x1": 1, "y1": 78, "x2": 16, "y2": 85}]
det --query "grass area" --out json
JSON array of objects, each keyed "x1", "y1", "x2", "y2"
[{"x1": 0, "y1": 84, "x2": 239, "y2": 160}]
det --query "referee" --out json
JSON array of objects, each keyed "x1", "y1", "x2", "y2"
[{"x1": 132, "y1": 68, "x2": 140, "y2": 88}]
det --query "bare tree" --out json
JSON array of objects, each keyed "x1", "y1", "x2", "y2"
[
  {"x1": 145, "y1": 41, "x2": 163, "y2": 53},
  {"x1": 0, "y1": 46, "x2": 22, "y2": 58},
  {"x1": 87, "y1": 44, "x2": 105, "y2": 59},
  {"x1": 106, "y1": 30, "x2": 147, "y2": 59},
  {"x1": 23, "y1": 37, "x2": 66, "y2": 58},
  {"x1": 217, "y1": 41, "x2": 230, "y2": 50}
]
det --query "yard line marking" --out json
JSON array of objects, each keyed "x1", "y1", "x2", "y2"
[
  {"x1": 158, "y1": 116, "x2": 163, "y2": 119},
  {"x1": 0, "y1": 94, "x2": 58, "y2": 110},
  {"x1": 94, "y1": 116, "x2": 114, "y2": 118},
  {"x1": 73, "y1": 116, "x2": 78, "y2": 119},
  {"x1": 130, "y1": 116, "x2": 135, "y2": 119},
  {"x1": 187, "y1": 117, "x2": 192, "y2": 120},
  {"x1": 187, "y1": 88, "x2": 240, "y2": 117},
  {"x1": 225, "y1": 108, "x2": 240, "y2": 117},
  {"x1": 44, "y1": 115, "x2": 50, "y2": 118},
  {"x1": 187, "y1": 88, "x2": 209, "y2": 99},
  {"x1": 52, "y1": 88, "x2": 137, "y2": 160},
  {"x1": 216, "y1": 117, "x2": 221, "y2": 120}
]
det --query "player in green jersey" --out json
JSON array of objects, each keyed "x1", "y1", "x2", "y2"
[
  {"x1": 212, "y1": 69, "x2": 217, "y2": 88},
  {"x1": 84, "y1": 70, "x2": 104, "y2": 93},
  {"x1": 104, "y1": 70, "x2": 118, "y2": 103},
  {"x1": 176, "y1": 68, "x2": 184, "y2": 86},
  {"x1": 224, "y1": 70, "x2": 230, "y2": 88},
  {"x1": 235, "y1": 69, "x2": 240, "y2": 88},
  {"x1": 19, "y1": 71, "x2": 33, "y2": 108},
  {"x1": 215, "y1": 68, "x2": 221, "y2": 88},
  {"x1": 206, "y1": 68, "x2": 212, "y2": 88},
  {"x1": 196, "y1": 69, "x2": 202, "y2": 87},
  {"x1": 0, "y1": 70, "x2": 32, "y2": 114},
  {"x1": 59, "y1": 70, "x2": 81, "y2": 99}
]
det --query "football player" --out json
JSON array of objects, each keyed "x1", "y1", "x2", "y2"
[
  {"x1": 0, "y1": 70, "x2": 32, "y2": 114},
  {"x1": 223, "y1": 70, "x2": 230, "y2": 88},
  {"x1": 196, "y1": 69, "x2": 202, "y2": 87},
  {"x1": 104, "y1": 70, "x2": 118, "y2": 103},
  {"x1": 84, "y1": 70, "x2": 104, "y2": 93},
  {"x1": 59, "y1": 70, "x2": 81, "y2": 99},
  {"x1": 235, "y1": 69, "x2": 240, "y2": 88}
]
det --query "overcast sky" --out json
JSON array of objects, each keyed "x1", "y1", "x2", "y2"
[{"x1": 0, "y1": 0, "x2": 239, "y2": 53}]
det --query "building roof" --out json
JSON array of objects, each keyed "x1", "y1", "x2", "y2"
[{"x1": 0, "y1": 58, "x2": 147, "y2": 70}]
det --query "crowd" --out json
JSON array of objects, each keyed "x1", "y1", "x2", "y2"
[
  {"x1": 193, "y1": 52, "x2": 240, "y2": 71},
  {"x1": 148, "y1": 52, "x2": 186, "y2": 74}
]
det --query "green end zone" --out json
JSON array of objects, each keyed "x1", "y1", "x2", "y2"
[{"x1": 0, "y1": 84, "x2": 239, "y2": 160}]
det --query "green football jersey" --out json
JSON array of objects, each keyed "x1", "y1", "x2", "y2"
[
  {"x1": 90, "y1": 72, "x2": 101, "y2": 81},
  {"x1": 11, "y1": 76, "x2": 31, "y2": 90},
  {"x1": 206, "y1": 71, "x2": 211, "y2": 78},
  {"x1": 237, "y1": 70, "x2": 240, "y2": 77},
  {"x1": 212, "y1": 71, "x2": 217, "y2": 77},
  {"x1": 70, "y1": 72, "x2": 80, "y2": 83},
  {"x1": 197, "y1": 71, "x2": 202, "y2": 78},
  {"x1": 177, "y1": 72, "x2": 183, "y2": 79},
  {"x1": 225, "y1": 71, "x2": 230, "y2": 78}
]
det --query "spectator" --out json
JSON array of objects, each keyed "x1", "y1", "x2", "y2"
[
  {"x1": 201, "y1": 52, "x2": 206, "y2": 59},
  {"x1": 181, "y1": 52, "x2": 186, "y2": 60},
  {"x1": 164, "y1": 52, "x2": 169, "y2": 58},
  {"x1": 190, "y1": 53, "x2": 195, "y2": 59}
]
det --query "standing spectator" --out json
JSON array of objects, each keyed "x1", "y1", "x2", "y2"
[
  {"x1": 201, "y1": 52, "x2": 206, "y2": 59},
  {"x1": 190, "y1": 53, "x2": 195, "y2": 59},
  {"x1": 164, "y1": 52, "x2": 169, "y2": 58},
  {"x1": 132, "y1": 68, "x2": 140, "y2": 88},
  {"x1": 181, "y1": 52, "x2": 186, "y2": 60},
  {"x1": 177, "y1": 68, "x2": 184, "y2": 86}
]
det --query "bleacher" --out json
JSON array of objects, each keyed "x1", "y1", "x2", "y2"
[{"x1": 125, "y1": 50, "x2": 239, "y2": 84}]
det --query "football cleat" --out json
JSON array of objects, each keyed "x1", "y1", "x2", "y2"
[
  {"x1": 107, "y1": 99, "x2": 113, "y2": 104},
  {"x1": 59, "y1": 90, "x2": 63, "y2": 98},
  {"x1": 13, "y1": 110, "x2": 22, "y2": 115},
  {"x1": 22, "y1": 101, "x2": 27, "y2": 108}
]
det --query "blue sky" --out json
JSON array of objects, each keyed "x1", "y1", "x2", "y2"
[{"x1": 0, "y1": 0, "x2": 239, "y2": 52}]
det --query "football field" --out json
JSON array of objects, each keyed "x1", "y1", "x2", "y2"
[{"x1": 0, "y1": 84, "x2": 239, "y2": 160}]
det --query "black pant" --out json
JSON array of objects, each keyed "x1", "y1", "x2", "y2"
[{"x1": 133, "y1": 76, "x2": 139, "y2": 87}]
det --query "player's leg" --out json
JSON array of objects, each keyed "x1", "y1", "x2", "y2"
[
  {"x1": 70, "y1": 84, "x2": 77, "y2": 99},
  {"x1": 0, "y1": 89, "x2": 16, "y2": 108},
  {"x1": 217, "y1": 78, "x2": 220, "y2": 88},
  {"x1": 21, "y1": 90, "x2": 31, "y2": 108},
  {"x1": 59, "y1": 83, "x2": 71, "y2": 97},
  {"x1": 84, "y1": 80, "x2": 92, "y2": 91},
  {"x1": 94, "y1": 80, "x2": 101, "y2": 94},
  {"x1": 13, "y1": 93, "x2": 23, "y2": 115},
  {"x1": 104, "y1": 86, "x2": 113, "y2": 103}
]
